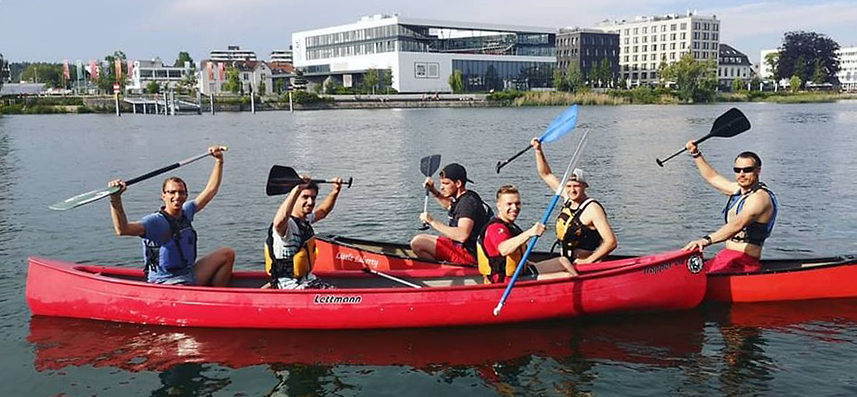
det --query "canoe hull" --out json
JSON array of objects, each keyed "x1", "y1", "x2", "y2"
[{"x1": 27, "y1": 249, "x2": 706, "y2": 329}]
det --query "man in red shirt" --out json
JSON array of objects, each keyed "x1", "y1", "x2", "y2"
[{"x1": 477, "y1": 185, "x2": 578, "y2": 283}]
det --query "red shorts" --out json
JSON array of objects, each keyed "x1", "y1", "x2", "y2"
[
  {"x1": 434, "y1": 236, "x2": 475, "y2": 264},
  {"x1": 706, "y1": 249, "x2": 761, "y2": 274}
]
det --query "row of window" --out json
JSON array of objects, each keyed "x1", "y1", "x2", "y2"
[
  {"x1": 306, "y1": 40, "x2": 397, "y2": 60},
  {"x1": 138, "y1": 69, "x2": 185, "y2": 79},
  {"x1": 718, "y1": 67, "x2": 750, "y2": 78},
  {"x1": 620, "y1": 21, "x2": 718, "y2": 36},
  {"x1": 719, "y1": 56, "x2": 748, "y2": 65},
  {"x1": 557, "y1": 48, "x2": 619, "y2": 57},
  {"x1": 306, "y1": 25, "x2": 399, "y2": 48},
  {"x1": 557, "y1": 35, "x2": 618, "y2": 47}
]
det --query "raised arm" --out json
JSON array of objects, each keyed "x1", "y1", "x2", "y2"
[
  {"x1": 424, "y1": 177, "x2": 452, "y2": 209},
  {"x1": 273, "y1": 183, "x2": 305, "y2": 237},
  {"x1": 313, "y1": 178, "x2": 344, "y2": 222},
  {"x1": 108, "y1": 180, "x2": 146, "y2": 237},
  {"x1": 686, "y1": 141, "x2": 737, "y2": 195},
  {"x1": 194, "y1": 146, "x2": 225, "y2": 212},
  {"x1": 532, "y1": 137, "x2": 562, "y2": 194}
]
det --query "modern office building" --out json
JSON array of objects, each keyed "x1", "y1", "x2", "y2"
[
  {"x1": 209, "y1": 46, "x2": 258, "y2": 62},
  {"x1": 837, "y1": 46, "x2": 857, "y2": 91},
  {"x1": 718, "y1": 44, "x2": 753, "y2": 90},
  {"x1": 556, "y1": 28, "x2": 619, "y2": 87},
  {"x1": 291, "y1": 14, "x2": 556, "y2": 93},
  {"x1": 597, "y1": 12, "x2": 720, "y2": 87},
  {"x1": 127, "y1": 58, "x2": 194, "y2": 93}
]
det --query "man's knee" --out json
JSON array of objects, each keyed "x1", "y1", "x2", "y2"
[
  {"x1": 215, "y1": 247, "x2": 235, "y2": 267},
  {"x1": 410, "y1": 235, "x2": 428, "y2": 250}
]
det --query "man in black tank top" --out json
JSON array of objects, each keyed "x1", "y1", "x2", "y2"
[{"x1": 531, "y1": 138, "x2": 617, "y2": 264}]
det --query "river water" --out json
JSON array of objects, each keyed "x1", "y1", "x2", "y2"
[{"x1": 2, "y1": 103, "x2": 857, "y2": 396}]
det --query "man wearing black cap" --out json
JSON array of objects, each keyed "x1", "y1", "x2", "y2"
[{"x1": 410, "y1": 163, "x2": 491, "y2": 264}]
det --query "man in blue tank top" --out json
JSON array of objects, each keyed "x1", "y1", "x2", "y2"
[
  {"x1": 107, "y1": 146, "x2": 235, "y2": 286},
  {"x1": 682, "y1": 141, "x2": 778, "y2": 273}
]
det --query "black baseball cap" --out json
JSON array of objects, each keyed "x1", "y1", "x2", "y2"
[{"x1": 440, "y1": 163, "x2": 474, "y2": 184}]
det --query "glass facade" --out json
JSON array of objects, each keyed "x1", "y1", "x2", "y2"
[
  {"x1": 304, "y1": 23, "x2": 555, "y2": 60},
  {"x1": 453, "y1": 60, "x2": 553, "y2": 91}
]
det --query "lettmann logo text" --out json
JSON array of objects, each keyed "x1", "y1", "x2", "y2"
[{"x1": 314, "y1": 295, "x2": 362, "y2": 304}]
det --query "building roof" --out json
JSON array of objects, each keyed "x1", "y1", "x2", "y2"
[
  {"x1": 719, "y1": 44, "x2": 751, "y2": 66},
  {"x1": 0, "y1": 83, "x2": 46, "y2": 96},
  {"x1": 295, "y1": 14, "x2": 557, "y2": 37}
]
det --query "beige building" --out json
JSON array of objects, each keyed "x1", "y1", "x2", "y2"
[
  {"x1": 198, "y1": 60, "x2": 273, "y2": 95},
  {"x1": 597, "y1": 12, "x2": 720, "y2": 87}
]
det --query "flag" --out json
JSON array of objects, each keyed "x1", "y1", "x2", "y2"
[
  {"x1": 62, "y1": 60, "x2": 70, "y2": 81},
  {"x1": 75, "y1": 60, "x2": 83, "y2": 81},
  {"x1": 89, "y1": 60, "x2": 98, "y2": 80},
  {"x1": 207, "y1": 61, "x2": 214, "y2": 80},
  {"x1": 218, "y1": 62, "x2": 225, "y2": 81},
  {"x1": 115, "y1": 59, "x2": 122, "y2": 81}
]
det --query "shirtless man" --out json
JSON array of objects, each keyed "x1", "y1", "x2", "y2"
[{"x1": 682, "y1": 142, "x2": 777, "y2": 273}]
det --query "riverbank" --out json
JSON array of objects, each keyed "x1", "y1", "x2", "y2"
[{"x1": 3, "y1": 91, "x2": 856, "y2": 114}]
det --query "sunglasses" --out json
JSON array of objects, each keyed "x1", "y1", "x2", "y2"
[{"x1": 733, "y1": 166, "x2": 757, "y2": 174}]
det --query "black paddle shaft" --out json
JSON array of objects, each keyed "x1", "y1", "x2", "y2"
[
  {"x1": 496, "y1": 145, "x2": 531, "y2": 173},
  {"x1": 656, "y1": 108, "x2": 751, "y2": 167}
]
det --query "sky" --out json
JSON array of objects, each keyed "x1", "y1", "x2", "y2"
[{"x1": 1, "y1": 0, "x2": 855, "y2": 66}]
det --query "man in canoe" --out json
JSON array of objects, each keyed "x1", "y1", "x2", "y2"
[
  {"x1": 477, "y1": 184, "x2": 578, "y2": 283},
  {"x1": 531, "y1": 138, "x2": 617, "y2": 264},
  {"x1": 108, "y1": 146, "x2": 234, "y2": 286},
  {"x1": 682, "y1": 142, "x2": 778, "y2": 273},
  {"x1": 266, "y1": 176, "x2": 344, "y2": 289},
  {"x1": 411, "y1": 163, "x2": 491, "y2": 264}
]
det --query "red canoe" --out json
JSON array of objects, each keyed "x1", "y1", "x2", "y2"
[
  {"x1": 26, "y1": 249, "x2": 706, "y2": 329},
  {"x1": 705, "y1": 255, "x2": 857, "y2": 303}
]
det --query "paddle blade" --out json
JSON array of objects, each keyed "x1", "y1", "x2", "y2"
[
  {"x1": 539, "y1": 104, "x2": 578, "y2": 143},
  {"x1": 709, "y1": 108, "x2": 751, "y2": 139},
  {"x1": 49, "y1": 186, "x2": 121, "y2": 211},
  {"x1": 420, "y1": 154, "x2": 441, "y2": 177},
  {"x1": 266, "y1": 165, "x2": 300, "y2": 196}
]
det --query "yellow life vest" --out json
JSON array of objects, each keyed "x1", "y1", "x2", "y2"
[
  {"x1": 264, "y1": 221, "x2": 317, "y2": 279},
  {"x1": 476, "y1": 217, "x2": 525, "y2": 283},
  {"x1": 555, "y1": 198, "x2": 602, "y2": 257}
]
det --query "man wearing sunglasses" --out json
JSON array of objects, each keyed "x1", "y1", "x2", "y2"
[
  {"x1": 682, "y1": 141, "x2": 778, "y2": 273},
  {"x1": 108, "y1": 146, "x2": 235, "y2": 286}
]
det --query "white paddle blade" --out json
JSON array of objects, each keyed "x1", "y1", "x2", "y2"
[{"x1": 49, "y1": 186, "x2": 120, "y2": 211}]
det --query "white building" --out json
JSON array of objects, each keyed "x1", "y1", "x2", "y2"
[
  {"x1": 127, "y1": 58, "x2": 194, "y2": 93},
  {"x1": 837, "y1": 46, "x2": 857, "y2": 91},
  {"x1": 209, "y1": 46, "x2": 257, "y2": 62},
  {"x1": 718, "y1": 44, "x2": 753, "y2": 90},
  {"x1": 198, "y1": 60, "x2": 273, "y2": 96},
  {"x1": 291, "y1": 14, "x2": 556, "y2": 93},
  {"x1": 270, "y1": 50, "x2": 293, "y2": 63},
  {"x1": 597, "y1": 12, "x2": 720, "y2": 87}
]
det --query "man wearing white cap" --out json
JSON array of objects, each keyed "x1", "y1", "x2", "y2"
[{"x1": 531, "y1": 138, "x2": 617, "y2": 264}]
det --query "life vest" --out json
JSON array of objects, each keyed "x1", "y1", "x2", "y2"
[
  {"x1": 723, "y1": 183, "x2": 778, "y2": 246},
  {"x1": 144, "y1": 209, "x2": 197, "y2": 273},
  {"x1": 476, "y1": 217, "x2": 525, "y2": 284},
  {"x1": 264, "y1": 217, "x2": 317, "y2": 281},
  {"x1": 555, "y1": 198, "x2": 603, "y2": 257}
]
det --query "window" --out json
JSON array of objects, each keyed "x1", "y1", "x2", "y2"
[
  {"x1": 681, "y1": 33, "x2": 686, "y2": 40},
  {"x1": 671, "y1": 33, "x2": 676, "y2": 40},
  {"x1": 670, "y1": 52, "x2": 675, "y2": 59},
  {"x1": 633, "y1": 28, "x2": 638, "y2": 35},
  {"x1": 681, "y1": 23, "x2": 687, "y2": 30},
  {"x1": 670, "y1": 43, "x2": 676, "y2": 50},
  {"x1": 642, "y1": 27, "x2": 648, "y2": 34},
  {"x1": 671, "y1": 24, "x2": 677, "y2": 31},
  {"x1": 652, "y1": 35, "x2": 657, "y2": 42}
]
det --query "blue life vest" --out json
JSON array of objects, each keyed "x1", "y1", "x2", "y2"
[{"x1": 144, "y1": 209, "x2": 198, "y2": 273}]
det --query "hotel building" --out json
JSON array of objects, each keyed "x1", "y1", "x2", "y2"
[
  {"x1": 291, "y1": 14, "x2": 556, "y2": 93},
  {"x1": 837, "y1": 46, "x2": 857, "y2": 91},
  {"x1": 209, "y1": 46, "x2": 258, "y2": 62},
  {"x1": 555, "y1": 28, "x2": 619, "y2": 87},
  {"x1": 597, "y1": 12, "x2": 720, "y2": 87}
]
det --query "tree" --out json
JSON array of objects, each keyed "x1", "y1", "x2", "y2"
[
  {"x1": 811, "y1": 58, "x2": 827, "y2": 85},
  {"x1": 566, "y1": 63, "x2": 583, "y2": 92},
  {"x1": 20, "y1": 63, "x2": 63, "y2": 88},
  {"x1": 660, "y1": 53, "x2": 717, "y2": 102},
  {"x1": 94, "y1": 50, "x2": 128, "y2": 93},
  {"x1": 764, "y1": 52, "x2": 779, "y2": 79},
  {"x1": 146, "y1": 80, "x2": 161, "y2": 94},
  {"x1": 174, "y1": 51, "x2": 194, "y2": 68},
  {"x1": 222, "y1": 67, "x2": 241, "y2": 94},
  {"x1": 789, "y1": 75, "x2": 802, "y2": 93},
  {"x1": 553, "y1": 68, "x2": 569, "y2": 92},
  {"x1": 258, "y1": 80, "x2": 266, "y2": 96},
  {"x1": 777, "y1": 31, "x2": 840, "y2": 84},
  {"x1": 363, "y1": 68, "x2": 379, "y2": 94},
  {"x1": 448, "y1": 69, "x2": 464, "y2": 93},
  {"x1": 750, "y1": 76, "x2": 762, "y2": 90},
  {"x1": 177, "y1": 71, "x2": 198, "y2": 95},
  {"x1": 731, "y1": 78, "x2": 745, "y2": 92},
  {"x1": 381, "y1": 69, "x2": 393, "y2": 94}
]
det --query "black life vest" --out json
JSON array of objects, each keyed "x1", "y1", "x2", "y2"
[
  {"x1": 555, "y1": 198, "x2": 603, "y2": 258},
  {"x1": 723, "y1": 183, "x2": 778, "y2": 246},
  {"x1": 144, "y1": 209, "x2": 197, "y2": 273},
  {"x1": 476, "y1": 217, "x2": 526, "y2": 284},
  {"x1": 447, "y1": 190, "x2": 493, "y2": 256}
]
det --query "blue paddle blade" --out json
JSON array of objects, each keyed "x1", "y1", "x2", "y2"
[{"x1": 539, "y1": 104, "x2": 578, "y2": 143}]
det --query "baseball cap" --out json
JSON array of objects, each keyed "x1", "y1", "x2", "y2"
[
  {"x1": 568, "y1": 168, "x2": 588, "y2": 186},
  {"x1": 440, "y1": 163, "x2": 474, "y2": 184}
]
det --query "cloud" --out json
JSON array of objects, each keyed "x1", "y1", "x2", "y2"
[{"x1": 703, "y1": 2, "x2": 857, "y2": 42}]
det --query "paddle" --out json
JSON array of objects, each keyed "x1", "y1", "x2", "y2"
[
  {"x1": 494, "y1": 128, "x2": 590, "y2": 316},
  {"x1": 656, "y1": 107, "x2": 751, "y2": 167},
  {"x1": 418, "y1": 154, "x2": 442, "y2": 230},
  {"x1": 495, "y1": 104, "x2": 579, "y2": 173},
  {"x1": 362, "y1": 267, "x2": 422, "y2": 289},
  {"x1": 265, "y1": 165, "x2": 353, "y2": 196},
  {"x1": 49, "y1": 147, "x2": 228, "y2": 211}
]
